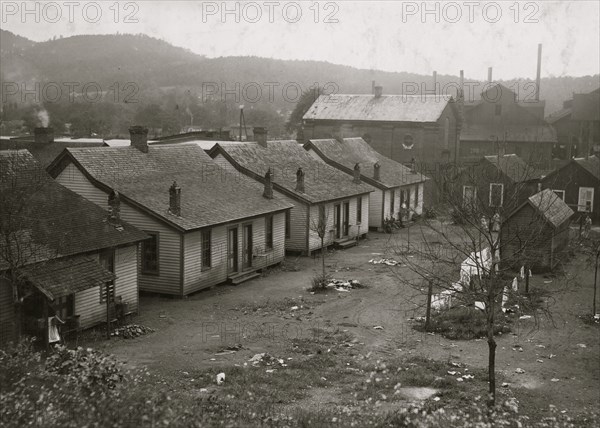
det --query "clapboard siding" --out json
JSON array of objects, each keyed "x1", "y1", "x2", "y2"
[
  {"x1": 183, "y1": 212, "x2": 286, "y2": 294},
  {"x1": 0, "y1": 277, "x2": 15, "y2": 344},
  {"x1": 308, "y1": 197, "x2": 364, "y2": 251},
  {"x1": 56, "y1": 162, "x2": 182, "y2": 295},
  {"x1": 114, "y1": 245, "x2": 139, "y2": 313},
  {"x1": 382, "y1": 189, "x2": 393, "y2": 220},
  {"x1": 369, "y1": 189, "x2": 383, "y2": 228}
]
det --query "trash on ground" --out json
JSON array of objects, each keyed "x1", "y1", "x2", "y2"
[
  {"x1": 519, "y1": 315, "x2": 532, "y2": 320},
  {"x1": 551, "y1": 378, "x2": 560, "y2": 382},
  {"x1": 515, "y1": 368, "x2": 525, "y2": 374},
  {"x1": 373, "y1": 325, "x2": 384, "y2": 330},
  {"x1": 369, "y1": 258, "x2": 400, "y2": 266},
  {"x1": 111, "y1": 324, "x2": 155, "y2": 339},
  {"x1": 326, "y1": 278, "x2": 363, "y2": 291},
  {"x1": 216, "y1": 373, "x2": 225, "y2": 385},
  {"x1": 576, "y1": 343, "x2": 587, "y2": 348}
]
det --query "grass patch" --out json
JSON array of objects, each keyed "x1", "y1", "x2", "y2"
[{"x1": 414, "y1": 306, "x2": 511, "y2": 340}]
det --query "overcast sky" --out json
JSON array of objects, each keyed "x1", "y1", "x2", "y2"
[{"x1": 1, "y1": 1, "x2": 598, "y2": 79}]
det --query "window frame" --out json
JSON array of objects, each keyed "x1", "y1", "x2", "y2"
[
  {"x1": 99, "y1": 248, "x2": 115, "y2": 303},
  {"x1": 578, "y1": 187, "x2": 595, "y2": 212},
  {"x1": 463, "y1": 185, "x2": 477, "y2": 208},
  {"x1": 265, "y1": 215, "x2": 274, "y2": 251},
  {"x1": 356, "y1": 196, "x2": 362, "y2": 224},
  {"x1": 141, "y1": 232, "x2": 160, "y2": 276},
  {"x1": 489, "y1": 183, "x2": 504, "y2": 207},
  {"x1": 201, "y1": 229, "x2": 212, "y2": 271}
]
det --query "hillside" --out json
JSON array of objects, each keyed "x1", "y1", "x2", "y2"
[{"x1": 1, "y1": 30, "x2": 598, "y2": 136}]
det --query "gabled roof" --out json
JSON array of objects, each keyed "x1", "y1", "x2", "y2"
[
  {"x1": 483, "y1": 154, "x2": 542, "y2": 182},
  {"x1": 303, "y1": 94, "x2": 451, "y2": 123},
  {"x1": 525, "y1": 189, "x2": 573, "y2": 228},
  {"x1": 305, "y1": 137, "x2": 427, "y2": 189},
  {"x1": 546, "y1": 107, "x2": 572, "y2": 124},
  {"x1": 460, "y1": 123, "x2": 557, "y2": 143},
  {"x1": 51, "y1": 145, "x2": 292, "y2": 232},
  {"x1": 0, "y1": 150, "x2": 147, "y2": 271},
  {"x1": 574, "y1": 155, "x2": 600, "y2": 180},
  {"x1": 210, "y1": 140, "x2": 374, "y2": 204},
  {"x1": 0, "y1": 139, "x2": 106, "y2": 167}
]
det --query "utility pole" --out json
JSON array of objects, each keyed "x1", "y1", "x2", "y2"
[{"x1": 594, "y1": 243, "x2": 599, "y2": 316}]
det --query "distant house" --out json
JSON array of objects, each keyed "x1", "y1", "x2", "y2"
[
  {"x1": 547, "y1": 88, "x2": 600, "y2": 161},
  {"x1": 48, "y1": 127, "x2": 293, "y2": 295},
  {"x1": 500, "y1": 189, "x2": 573, "y2": 271},
  {"x1": 0, "y1": 150, "x2": 147, "y2": 344},
  {"x1": 209, "y1": 130, "x2": 375, "y2": 255},
  {"x1": 460, "y1": 84, "x2": 557, "y2": 167},
  {"x1": 304, "y1": 137, "x2": 428, "y2": 230},
  {"x1": 541, "y1": 155, "x2": 600, "y2": 223},
  {"x1": 302, "y1": 87, "x2": 460, "y2": 166},
  {"x1": 455, "y1": 153, "x2": 542, "y2": 215}
]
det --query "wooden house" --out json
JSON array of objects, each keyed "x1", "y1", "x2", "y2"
[
  {"x1": 48, "y1": 127, "x2": 293, "y2": 295},
  {"x1": 0, "y1": 150, "x2": 147, "y2": 344},
  {"x1": 460, "y1": 84, "x2": 556, "y2": 167},
  {"x1": 208, "y1": 132, "x2": 375, "y2": 255},
  {"x1": 304, "y1": 137, "x2": 428, "y2": 230},
  {"x1": 500, "y1": 189, "x2": 573, "y2": 271},
  {"x1": 301, "y1": 88, "x2": 460, "y2": 166},
  {"x1": 455, "y1": 153, "x2": 542, "y2": 215},
  {"x1": 541, "y1": 155, "x2": 600, "y2": 224}
]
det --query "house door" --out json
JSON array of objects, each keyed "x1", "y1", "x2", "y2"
[
  {"x1": 334, "y1": 204, "x2": 341, "y2": 239},
  {"x1": 228, "y1": 227, "x2": 239, "y2": 274},
  {"x1": 242, "y1": 224, "x2": 253, "y2": 270},
  {"x1": 342, "y1": 201, "x2": 350, "y2": 237}
]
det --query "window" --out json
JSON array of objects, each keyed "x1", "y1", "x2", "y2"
[
  {"x1": 356, "y1": 196, "x2": 362, "y2": 224},
  {"x1": 489, "y1": 183, "x2": 504, "y2": 207},
  {"x1": 99, "y1": 248, "x2": 115, "y2": 303},
  {"x1": 578, "y1": 187, "x2": 595, "y2": 212},
  {"x1": 463, "y1": 185, "x2": 477, "y2": 208},
  {"x1": 402, "y1": 134, "x2": 414, "y2": 150},
  {"x1": 415, "y1": 184, "x2": 420, "y2": 209},
  {"x1": 265, "y1": 215, "x2": 273, "y2": 250},
  {"x1": 553, "y1": 190, "x2": 565, "y2": 201},
  {"x1": 142, "y1": 232, "x2": 159, "y2": 275},
  {"x1": 495, "y1": 104, "x2": 502, "y2": 116},
  {"x1": 201, "y1": 229, "x2": 211, "y2": 270},
  {"x1": 285, "y1": 210, "x2": 291, "y2": 239}
]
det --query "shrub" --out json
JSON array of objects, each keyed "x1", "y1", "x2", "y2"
[
  {"x1": 423, "y1": 206, "x2": 437, "y2": 219},
  {"x1": 415, "y1": 306, "x2": 510, "y2": 340},
  {"x1": 310, "y1": 274, "x2": 331, "y2": 292}
]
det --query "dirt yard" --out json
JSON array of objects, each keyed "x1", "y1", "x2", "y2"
[{"x1": 90, "y1": 226, "x2": 599, "y2": 425}]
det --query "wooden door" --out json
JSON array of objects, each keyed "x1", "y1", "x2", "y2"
[
  {"x1": 334, "y1": 204, "x2": 341, "y2": 239},
  {"x1": 342, "y1": 201, "x2": 350, "y2": 237},
  {"x1": 242, "y1": 224, "x2": 253, "y2": 270},
  {"x1": 228, "y1": 227, "x2": 239, "y2": 273}
]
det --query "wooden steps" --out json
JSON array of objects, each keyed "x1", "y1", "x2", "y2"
[
  {"x1": 228, "y1": 270, "x2": 260, "y2": 285},
  {"x1": 334, "y1": 238, "x2": 358, "y2": 249}
]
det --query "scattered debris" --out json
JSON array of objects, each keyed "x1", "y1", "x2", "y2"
[
  {"x1": 369, "y1": 258, "x2": 400, "y2": 266},
  {"x1": 551, "y1": 378, "x2": 560, "y2": 382},
  {"x1": 536, "y1": 359, "x2": 544, "y2": 363},
  {"x1": 215, "y1": 344, "x2": 245, "y2": 355},
  {"x1": 502, "y1": 382, "x2": 510, "y2": 388},
  {"x1": 576, "y1": 343, "x2": 587, "y2": 348},
  {"x1": 373, "y1": 325, "x2": 384, "y2": 330},
  {"x1": 519, "y1": 315, "x2": 532, "y2": 320},
  {"x1": 515, "y1": 368, "x2": 525, "y2": 374},
  {"x1": 111, "y1": 324, "x2": 155, "y2": 339},
  {"x1": 326, "y1": 278, "x2": 363, "y2": 291},
  {"x1": 248, "y1": 353, "x2": 287, "y2": 368},
  {"x1": 216, "y1": 373, "x2": 225, "y2": 385}
]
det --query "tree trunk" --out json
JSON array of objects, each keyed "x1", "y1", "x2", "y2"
[
  {"x1": 425, "y1": 281, "x2": 433, "y2": 331},
  {"x1": 11, "y1": 278, "x2": 22, "y2": 341},
  {"x1": 594, "y1": 250, "x2": 599, "y2": 316},
  {"x1": 321, "y1": 236, "x2": 326, "y2": 279},
  {"x1": 487, "y1": 283, "x2": 497, "y2": 407}
]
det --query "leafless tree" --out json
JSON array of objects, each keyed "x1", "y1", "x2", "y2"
[
  {"x1": 310, "y1": 204, "x2": 331, "y2": 285},
  {"x1": 386, "y1": 156, "x2": 572, "y2": 406}
]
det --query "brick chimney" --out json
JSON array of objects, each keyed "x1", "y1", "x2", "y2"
[
  {"x1": 169, "y1": 181, "x2": 181, "y2": 216},
  {"x1": 108, "y1": 189, "x2": 121, "y2": 226},
  {"x1": 263, "y1": 168, "x2": 273, "y2": 199},
  {"x1": 295, "y1": 167, "x2": 305, "y2": 193},
  {"x1": 254, "y1": 127, "x2": 267, "y2": 147},
  {"x1": 353, "y1": 163, "x2": 361, "y2": 184},
  {"x1": 374, "y1": 86, "x2": 383, "y2": 98},
  {"x1": 373, "y1": 162, "x2": 381, "y2": 181},
  {"x1": 129, "y1": 126, "x2": 149, "y2": 153},
  {"x1": 34, "y1": 127, "x2": 54, "y2": 144}
]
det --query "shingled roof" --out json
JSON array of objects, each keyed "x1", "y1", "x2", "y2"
[
  {"x1": 460, "y1": 123, "x2": 557, "y2": 143},
  {"x1": 210, "y1": 140, "x2": 374, "y2": 203},
  {"x1": 306, "y1": 137, "x2": 427, "y2": 189},
  {"x1": 303, "y1": 94, "x2": 450, "y2": 123},
  {"x1": 483, "y1": 154, "x2": 542, "y2": 182},
  {"x1": 53, "y1": 145, "x2": 292, "y2": 231},
  {"x1": 526, "y1": 189, "x2": 573, "y2": 228},
  {"x1": 0, "y1": 150, "x2": 147, "y2": 271},
  {"x1": 574, "y1": 155, "x2": 600, "y2": 181}
]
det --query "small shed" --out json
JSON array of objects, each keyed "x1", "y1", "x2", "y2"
[{"x1": 500, "y1": 189, "x2": 573, "y2": 271}]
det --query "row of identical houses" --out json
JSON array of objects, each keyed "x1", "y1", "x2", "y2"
[{"x1": 1, "y1": 126, "x2": 428, "y2": 343}]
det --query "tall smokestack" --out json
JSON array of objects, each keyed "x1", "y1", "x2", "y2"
[
  {"x1": 488, "y1": 67, "x2": 493, "y2": 84},
  {"x1": 34, "y1": 127, "x2": 54, "y2": 144},
  {"x1": 459, "y1": 70, "x2": 464, "y2": 98},
  {"x1": 432, "y1": 71, "x2": 437, "y2": 94},
  {"x1": 535, "y1": 43, "x2": 542, "y2": 101}
]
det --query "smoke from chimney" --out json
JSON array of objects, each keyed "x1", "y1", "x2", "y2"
[
  {"x1": 37, "y1": 109, "x2": 50, "y2": 127},
  {"x1": 535, "y1": 43, "x2": 542, "y2": 101}
]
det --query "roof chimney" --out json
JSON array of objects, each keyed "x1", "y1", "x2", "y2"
[
  {"x1": 488, "y1": 67, "x2": 493, "y2": 84},
  {"x1": 169, "y1": 181, "x2": 181, "y2": 216},
  {"x1": 34, "y1": 127, "x2": 54, "y2": 144},
  {"x1": 459, "y1": 70, "x2": 464, "y2": 98},
  {"x1": 254, "y1": 127, "x2": 267, "y2": 147},
  {"x1": 295, "y1": 167, "x2": 305, "y2": 193},
  {"x1": 374, "y1": 86, "x2": 383, "y2": 98},
  {"x1": 129, "y1": 126, "x2": 149, "y2": 153},
  {"x1": 263, "y1": 168, "x2": 273, "y2": 199},
  {"x1": 373, "y1": 161, "x2": 381, "y2": 181},
  {"x1": 535, "y1": 43, "x2": 542, "y2": 101},
  {"x1": 108, "y1": 189, "x2": 121, "y2": 227},
  {"x1": 353, "y1": 163, "x2": 361, "y2": 184}
]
